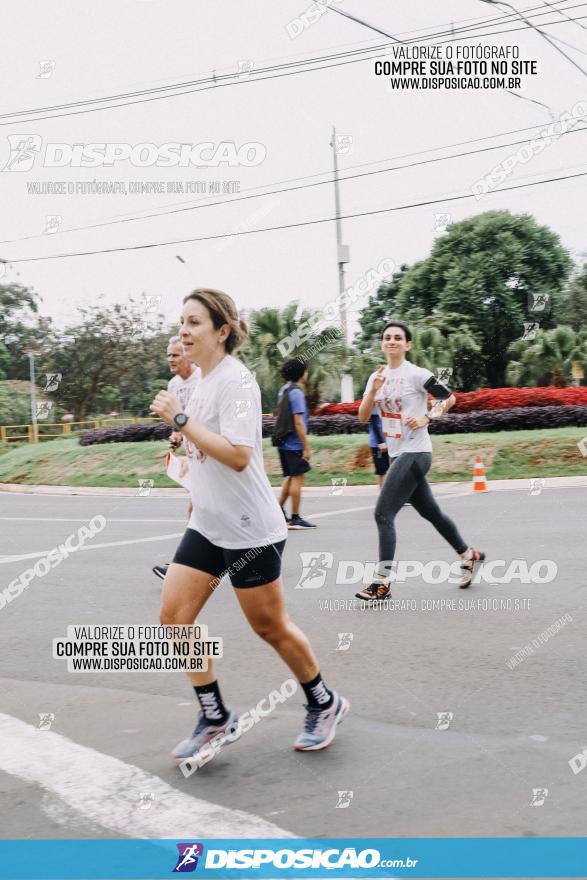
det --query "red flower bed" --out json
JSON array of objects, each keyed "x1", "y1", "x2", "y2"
[
  {"x1": 314, "y1": 386, "x2": 587, "y2": 416},
  {"x1": 452, "y1": 387, "x2": 587, "y2": 413}
]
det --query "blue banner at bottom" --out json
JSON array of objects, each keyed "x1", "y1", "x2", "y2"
[{"x1": 0, "y1": 838, "x2": 585, "y2": 879}]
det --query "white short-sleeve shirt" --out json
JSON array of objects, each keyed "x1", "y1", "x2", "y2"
[
  {"x1": 364, "y1": 361, "x2": 434, "y2": 458},
  {"x1": 167, "y1": 366, "x2": 201, "y2": 410},
  {"x1": 184, "y1": 356, "x2": 288, "y2": 549}
]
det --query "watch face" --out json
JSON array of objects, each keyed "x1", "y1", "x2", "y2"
[{"x1": 175, "y1": 413, "x2": 188, "y2": 427}]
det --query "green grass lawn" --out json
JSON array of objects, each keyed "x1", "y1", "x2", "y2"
[{"x1": 0, "y1": 426, "x2": 585, "y2": 488}]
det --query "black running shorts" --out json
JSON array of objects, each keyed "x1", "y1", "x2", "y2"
[
  {"x1": 278, "y1": 448, "x2": 311, "y2": 477},
  {"x1": 172, "y1": 527, "x2": 286, "y2": 589},
  {"x1": 370, "y1": 446, "x2": 390, "y2": 476}
]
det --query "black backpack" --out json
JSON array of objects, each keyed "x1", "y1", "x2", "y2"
[{"x1": 271, "y1": 382, "x2": 301, "y2": 447}]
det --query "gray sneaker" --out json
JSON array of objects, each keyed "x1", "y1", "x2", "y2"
[
  {"x1": 172, "y1": 711, "x2": 238, "y2": 761},
  {"x1": 293, "y1": 691, "x2": 350, "y2": 751}
]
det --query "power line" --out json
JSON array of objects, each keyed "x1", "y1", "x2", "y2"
[
  {"x1": 4, "y1": 166, "x2": 587, "y2": 264},
  {"x1": 479, "y1": 0, "x2": 587, "y2": 77},
  {"x1": 319, "y1": 5, "x2": 400, "y2": 41},
  {"x1": 3, "y1": 3, "x2": 558, "y2": 118},
  {"x1": 1, "y1": 119, "x2": 569, "y2": 245},
  {"x1": 323, "y1": 0, "x2": 559, "y2": 118},
  {"x1": 0, "y1": 3, "x2": 585, "y2": 126},
  {"x1": 3, "y1": 117, "x2": 562, "y2": 246},
  {"x1": 549, "y1": 30, "x2": 587, "y2": 52},
  {"x1": 2, "y1": 122, "x2": 586, "y2": 248},
  {"x1": 540, "y1": 0, "x2": 587, "y2": 29}
]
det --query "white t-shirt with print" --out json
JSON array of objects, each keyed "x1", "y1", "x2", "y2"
[
  {"x1": 167, "y1": 366, "x2": 201, "y2": 410},
  {"x1": 183, "y1": 355, "x2": 288, "y2": 549},
  {"x1": 364, "y1": 361, "x2": 434, "y2": 458}
]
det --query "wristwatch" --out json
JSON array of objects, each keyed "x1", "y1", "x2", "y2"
[{"x1": 173, "y1": 412, "x2": 189, "y2": 429}]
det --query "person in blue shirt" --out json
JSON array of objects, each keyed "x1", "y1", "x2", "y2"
[
  {"x1": 276, "y1": 358, "x2": 317, "y2": 530},
  {"x1": 368, "y1": 409, "x2": 390, "y2": 487}
]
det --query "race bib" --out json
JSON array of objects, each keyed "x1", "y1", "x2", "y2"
[{"x1": 380, "y1": 410, "x2": 402, "y2": 439}]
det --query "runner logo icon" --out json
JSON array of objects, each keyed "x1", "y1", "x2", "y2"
[
  {"x1": 173, "y1": 843, "x2": 204, "y2": 872},
  {"x1": 295, "y1": 552, "x2": 334, "y2": 589}
]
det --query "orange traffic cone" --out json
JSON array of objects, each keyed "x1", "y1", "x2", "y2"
[{"x1": 473, "y1": 455, "x2": 488, "y2": 492}]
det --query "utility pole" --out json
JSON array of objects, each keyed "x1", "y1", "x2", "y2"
[
  {"x1": 27, "y1": 350, "x2": 39, "y2": 443},
  {"x1": 330, "y1": 126, "x2": 354, "y2": 403}
]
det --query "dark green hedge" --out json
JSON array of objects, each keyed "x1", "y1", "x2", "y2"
[{"x1": 78, "y1": 405, "x2": 587, "y2": 446}]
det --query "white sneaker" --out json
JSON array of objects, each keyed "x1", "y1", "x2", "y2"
[
  {"x1": 293, "y1": 692, "x2": 350, "y2": 751},
  {"x1": 172, "y1": 711, "x2": 237, "y2": 761}
]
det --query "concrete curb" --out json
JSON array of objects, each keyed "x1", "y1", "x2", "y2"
[{"x1": 1, "y1": 475, "x2": 586, "y2": 498}]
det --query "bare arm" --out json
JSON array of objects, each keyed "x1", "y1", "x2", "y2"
[
  {"x1": 181, "y1": 420, "x2": 252, "y2": 472},
  {"x1": 428, "y1": 393, "x2": 456, "y2": 420},
  {"x1": 293, "y1": 412, "x2": 310, "y2": 460},
  {"x1": 150, "y1": 389, "x2": 252, "y2": 472},
  {"x1": 358, "y1": 367, "x2": 386, "y2": 423}
]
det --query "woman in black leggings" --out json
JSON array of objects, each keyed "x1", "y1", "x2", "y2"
[{"x1": 355, "y1": 320, "x2": 484, "y2": 600}]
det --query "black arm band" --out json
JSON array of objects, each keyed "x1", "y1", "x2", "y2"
[{"x1": 423, "y1": 375, "x2": 452, "y2": 399}]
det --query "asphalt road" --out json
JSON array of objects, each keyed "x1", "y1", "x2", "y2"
[{"x1": 0, "y1": 485, "x2": 585, "y2": 841}]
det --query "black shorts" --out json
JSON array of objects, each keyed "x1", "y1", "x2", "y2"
[
  {"x1": 172, "y1": 528, "x2": 286, "y2": 589},
  {"x1": 370, "y1": 446, "x2": 390, "y2": 476},
  {"x1": 278, "y1": 448, "x2": 311, "y2": 477}
]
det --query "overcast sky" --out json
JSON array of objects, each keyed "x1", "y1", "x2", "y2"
[{"x1": 1, "y1": 0, "x2": 586, "y2": 335}]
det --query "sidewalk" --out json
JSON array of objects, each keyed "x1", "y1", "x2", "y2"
[{"x1": 1, "y1": 476, "x2": 586, "y2": 497}]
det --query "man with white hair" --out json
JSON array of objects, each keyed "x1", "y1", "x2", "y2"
[
  {"x1": 166, "y1": 334, "x2": 201, "y2": 412},
  {"x1": 152, "y1": 337, "x2": 201, "y2": 581}
]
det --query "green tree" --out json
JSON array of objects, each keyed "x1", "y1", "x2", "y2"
[
  {"x1": 0, "y1": 342, "x2": 10, "y2": 380},
  {"x1": 409, "y1": 311, "x2": 485, "y2": 391},
  {"x1": 353, "y1": 265, "x2": 410, "y2": 353},
  {"x1": 0, "y1": 381, "x2": 36, "y2": 428},
  {"x1": 0, "y1": 283, "x2": 43, "y2": 379},
  {"x1": 400, "y1": 212, "x2": 571, "y2": 385},
  {"x1": 506, "y1": 326, "x2": 587, "y2": 386},
  {"x1": 41, "y1": 301, "x2": 168, "y2": 419},
  {"x1": 356, "y1": 212, "x2": 572, "y2": 387},
  {"x1": 559, "y1": 263, "x2": 587, "y2": 331}
]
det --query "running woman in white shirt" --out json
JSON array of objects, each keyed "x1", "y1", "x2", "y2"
[
  {"x1": 150, "y1": 288, "x2": 349, "y2": 759},
  {"x1": 152, "y1": 337, "x2": 201, "y2": 581},
  {"x1": 355, "y1": 320, "x2": 484, "y2": 601}
]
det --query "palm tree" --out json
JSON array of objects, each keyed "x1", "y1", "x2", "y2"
[
  {"x1": 506, "y1": 326, "x2": 587, "y2": 386},
  {"x1": 241, "y1": 303, "x2": 349, "y2": 411}
]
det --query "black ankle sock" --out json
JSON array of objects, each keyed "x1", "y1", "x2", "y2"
[
  {"x1": 301, "y1": 672, "x2": 334, "y2": 710},
  {"x1": 193, "y1": 681, "x2": 230, "y2": 725}
]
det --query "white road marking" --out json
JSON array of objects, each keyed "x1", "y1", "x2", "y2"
[
  {"x1": 0, "y1": 713, "x2": 294, "y2": 838},
  {"x1": 0, "y1": 517, "x2": 188, "y2": 523},
  {"x1": 0, "y1": 533, "x2": 183, "y2": 564},
  {"x1": 0, "y1": 495, "x2": 473, "y2": 564},
  {"x1": 310, "y1": 504, "x2": 375, "y2": 519},
  {"x1": 0, "y1": 505, "x2": 374, "y2": 564}
]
